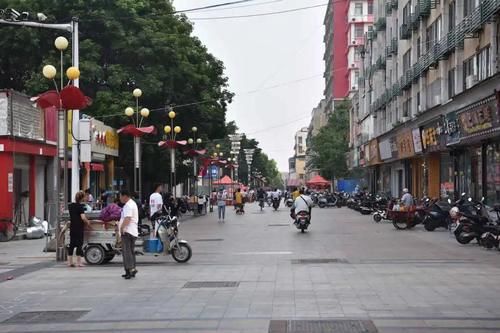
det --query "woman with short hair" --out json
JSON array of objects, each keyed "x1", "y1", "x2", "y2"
[{"x1": 68, "y1": 191, "x2": 91, "y2": 267}]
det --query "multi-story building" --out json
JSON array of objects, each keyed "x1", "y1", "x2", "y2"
[
  {"x1": 324, "y1": 0, "x2": 374, "y2": 112},
  {"x1": 351, "y1": 0, "x2": 500, "y2": 202},
  {"x1": 288, "y1": 127, "x2": 308, "y2": 184},
  {"x1": 306, "y1": 99, "x2": 328, "y2": 180}
]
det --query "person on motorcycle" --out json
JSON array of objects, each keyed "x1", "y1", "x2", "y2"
[
  {"x1": 257, "y1": 188, "x2": 266, "y2": 207},
  {"x1": 291, "y1": 187, "x2": 300, "y2": 200},
  {"x1": 401, "y1": 188, "x2": 414, "y2": 208},
  {"x1": 291, "y1": 188, "x2": 314, "y2": 222}
]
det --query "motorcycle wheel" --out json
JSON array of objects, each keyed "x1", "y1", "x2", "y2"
[
  {"x1": 455, "y1": 232, "x2": 474, "y2": 245},
  {"x1": 424, "y1": 219, "x2": 437, "y2": 232},
  {"x1": 172, "y1": 242, "x2": 192, "y2": 263},
  {"x1": 318, "y1": 203, "x2": 326, "y2": 208},
  {"x1": 373, "y1": 213, "x2": 382, "y2": 223},
  {"x1": 301, "y1": 227, "x2": 305, "y2": 233},
  {"x1": 393, "y1": 218, "x2": 409, "y2": 230}
]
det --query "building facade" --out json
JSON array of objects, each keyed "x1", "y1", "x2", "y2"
[
  {"x1": 306, "y1": 99, "x2": 328, "y2": 180},
  {"x1": 288, "y1": 127, "x2": 309, "y2": 184},
  {"x1": 350, "y1": 0, "x2": 500, "y2": 202},
  {"x1": 324, "y1": 0, "x2": 374, "y2": 112}
]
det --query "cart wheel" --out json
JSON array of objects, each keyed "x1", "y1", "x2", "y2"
[
  {"x1": 392, "y1": 218, "x2": 409, "y2": 230},
  {"x1": 84, "y1": 245, "x2": 106, "y2": 265},
  {"x1": 373, "y1": 213, "x2": 382, "y2": 223}
]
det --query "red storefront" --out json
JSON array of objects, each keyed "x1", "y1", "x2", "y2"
[{"x1": 0, "y1": 90, "x2": 57, "y2": 224}]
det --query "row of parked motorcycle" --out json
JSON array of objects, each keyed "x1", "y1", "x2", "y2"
[{"x1": 347, "y1": 191, "x2": 500, "y2": 251}]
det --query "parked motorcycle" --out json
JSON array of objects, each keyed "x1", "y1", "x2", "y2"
[
  {"x1": 294, "y1": 210, "x2": 310, "y2": 233},
  {"x1": 423, "y1": 199, "x2": 452, "y2": 231},
  {"x1": 451, "y1": 196, "x2": 493, "y2": 245},
  {"x1": 153, "y1": 211, "x2": 192, "y2": 263},
  {"x1": 318, "y1": 193, "x2": 338, "y2": 208}
]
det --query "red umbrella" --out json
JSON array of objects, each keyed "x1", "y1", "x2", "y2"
[
  {"x1": 32, "y1": 90, "x2": 61, "y2": 109},
  {"x1": 184, "y1": 149, "x2": 207, "y2": 157},
  {"x1": 60, "y1": 86, "x2": 92, "y2": 109},
  {"x1": 306, "y1": 175, "x2": 331, "y2": 188},
  {"x1": 158, "y1": 140, "x2": 187, "y2": 149},
  {"x1": 118, "y1": 125, "x2": 157, "y2": 137}
]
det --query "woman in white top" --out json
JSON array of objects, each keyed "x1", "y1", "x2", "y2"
[{"x1": 217, "y1": 188, "x2": 227, "y2": 222}]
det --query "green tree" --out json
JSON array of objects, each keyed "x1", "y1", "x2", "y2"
[
  {"x1": 309, "y1": 100, "x2": 350, "y2": 180},
  {"x1": 0, "y1": 0, "x2": 234, "y2": 192}
]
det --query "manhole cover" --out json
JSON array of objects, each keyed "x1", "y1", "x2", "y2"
[
  {"x1": 269, "y1": 320, "x2": 378, "y2": 333},
  {"x1": 268, "y1": 224, "x2": 289, "y2": 227},
  {"x1": 3, "y1": 311, "x2": 89, "y2": 324},
  {"x1": 195, "y1": 238, "x2": 224, "y2": 242},
  {"x1": 183, "y1": 281, "x2": 239, "y2": 288},
  {"x1": 291, "y1": 258, "x2": 349, "y2": 264}
]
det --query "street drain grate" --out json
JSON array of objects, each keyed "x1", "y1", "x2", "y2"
[
  {"x1": 292, "y1": 258, "x2": 349, "y2": 264},
  {"x1": 3, "y1": 311, "x2": 89, "y2": 324},
  {"x1": 195, "y1": 238, "x2": 224, "y2": 242},
  {"x1": 268, "y1": 224, "x2": 290, "y2": 227},
  {"x1": 183, "y1": 281, "x2": 239, "y2": 288},
  {"x1": 269, "y1": 320, "x2": 378, "y2": 333}
]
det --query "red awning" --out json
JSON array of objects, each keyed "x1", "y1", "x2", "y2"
[
  {"x1": 306, "y1": 175, "x2": 331, "y2": 187},
  {"x1": 213, "y1": 175, "x2": 234, "y2": 185}
]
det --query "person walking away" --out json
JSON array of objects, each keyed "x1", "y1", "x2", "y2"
[
  {"x1": 291, "y1": 188, "x2": 314, "y2": 223},
  {"x1": 68, "y1": 191, "x2": 92, "y2": 267},
  {"x1": 217, "y1": 188, "x2": 227, "y2": 222},
  {"x1": 401, "y1": 188, "x2": 414, "y2": 210},
  {"x1": 149, "y1": 184, "x2": 163, "y2": 234},
  {"x1": 235, "y1": 188, "x2": 244, "y2": 213},
  {"x1": 198, "y1": 194, "x2": 206, "y2": 215},
  {"x1": 119, "y1": 190, "x2": 139, "y2": 279}
]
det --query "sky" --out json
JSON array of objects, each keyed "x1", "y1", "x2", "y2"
[{"x1": 173, "y1": 0, "x2": 326, "y2": 171}]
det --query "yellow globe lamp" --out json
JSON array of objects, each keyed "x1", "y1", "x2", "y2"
[
  {"x1": 219, "y1": 152, "x2": 223, "y2": 157},
  {"x1": 168, "y1": 111, "x2": 176, "y2": 119},
  {"x1": 174, "y1": 126, "x2": 181, "y2": 134},
  {"x1": 196, "y1": 138, "x2": 202, "y2": 144},
  {"x1": 213, "y1": 153, "x2": 217, "y2": 158},
  {"x1": 216, "y1": 144, "x2": 221, "y2": 149},
  {"x1": 124, "y1": 107, "x2": 134, "y2": 117},
  {"x1": 164, "y1": 125, "x2": 172, "y2": 134},
  {"x1": 140, "y1": 108, "x2": 150, "y2": 118},
  {"x1": 192, "y1": 126, "x2": 198, "y2": 132},
  {"x1": 66, "y1": 67, "x2": 80, "y2": 80},
  {"x1": 42, "y1": 65, "x2": 57, "y2": 79},
  {"x1": 133, "y1": 88, "x2": 142, "y2": 98},
  {"x1": 54, "y1": 36, "x2": 69, "y2": 51},
  {"x1": 188, "y1": 138, "x2": 194, "y2": 144}
]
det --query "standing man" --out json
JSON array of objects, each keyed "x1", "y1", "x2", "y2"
[{"x1": 119, "y1": 190, "x2": 139, "y2": 280}]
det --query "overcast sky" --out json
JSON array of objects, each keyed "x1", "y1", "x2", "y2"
[{"x1": 173, "y1": 0, "x2": 326, "y2": 171}]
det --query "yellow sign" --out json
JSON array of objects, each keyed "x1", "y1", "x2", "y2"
[{"x1": 67, "y1": 110, "x2": 73, "y2": 148}]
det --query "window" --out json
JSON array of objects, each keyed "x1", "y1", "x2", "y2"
[
  {"x1": 355, "y1": 25, "x2": 364, "y2": 37},
  {"x1": 448, "y1": 68, "x2": 456, "y2": 98},
  {"x1": 426, "y1": 16, "x2": 442, "y2": 53},
  {"x1": 463, "y1": 55, "x2": 477, "y2": 89},
  {"x1": 416, "y1": 92, "x2": 421, "y2": 113},
  {"x1": 464, "y1": 0, "x2": 478, "y2": 16},
  {"x1": 448, "y1": 1, "x2": 455, "y2": 32},
  {"x1": 403, "y1": 98, "x2": 411, "y2": 117},
  {"x1": 403, "y1": 50, "x2": 412, "y2": 72},
  {"x1": 354, "y1": 48, "x2": 361, "y2": 61},
  {"x1": 354, "y1": 2, "x2": 363, "y2": 15},
  {"x1": 417, "y1": 37, "x2": 421, "y2": 58},
  {"x1": 354, "y1": 71, "x2": 360, "y2": 85},
  {"x1": 477, "y1": 46, "x2": 491, "y2": 81},
  {"x1": 402, "y1": 4, "x2": 410, "y2": 24},
  {"x1": 299, "y1": 146, "x2": 304, "y2": 154},
  {"x1": 298, "y1": 136, "x2": 303, "y2": 144},
  {"x1": 367, "y1": 1, "x2": 373, "y2": 14}
]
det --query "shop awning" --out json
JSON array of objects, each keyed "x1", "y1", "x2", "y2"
[{"x1": 306, "y1": 175, "x2": 331, "y2": 188}]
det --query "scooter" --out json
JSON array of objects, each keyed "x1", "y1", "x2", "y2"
[
  {"x1": 285, "y1": 198, "x2": 294, "y2": 208},
  {"x1": 294, "y1": 211, "x2": 310, "y2": 233},
  {"x1": 318, "y1": 193, "x2": 338, "y2": 208},
  {"x1": 423, "y1": 200, "x2": 452, "y2": 231},
  {"x1": 272, "y1": 197, "x2": 280, "y2": 211},
  {"x1": 258, "y1": 198, "x2": 265, "y2": 211}
]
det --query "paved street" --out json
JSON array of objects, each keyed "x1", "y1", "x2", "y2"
[{"x1": 2, "y1": 204, "x2": 500, "y2": 332}]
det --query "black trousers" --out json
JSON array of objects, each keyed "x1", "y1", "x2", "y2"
[{"x1": 121, "y1": 233, "x2": 137, "y2": 271}]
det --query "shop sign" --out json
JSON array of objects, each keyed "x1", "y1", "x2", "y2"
[
  {"x1": 7, "y1": 173, "x2": 13, "y2": 192},
  {"x1": 379, "y1": 139, "x2": 392, "y2": 160},
  {"x1": 396, "y1": 129, "x2": 415, "y2": 159},
  {"x1": 368, "y1": 139, "x2": 380, "y2": 165},
  {"x1": 390, "y1": 136, "x2": 399, "y2": 159},
  {"x1": 91, "y1": 119, "x2": 119, "y2": 157},
  {"x1": 458, "y1": 104, "x2": 499, "y2": 135},
  {"x1": 422, "y1": 120, "x2": 446, "y2": 152},
  {"x1": 412, "y1": 128, "x2": 423, "y2": 154}
]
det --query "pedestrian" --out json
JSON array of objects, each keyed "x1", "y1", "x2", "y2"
[
  {"x1": 198, "y1": 194, "x2": 206, "y2": 215},
  {"x1": 67, "y1": 191, "x2": 91, "y2": 268},
  {"x1": 401, "y1": 188, "x2": 414, "y2": 208},
  {"x1": 85, "y1": 189, "x2": 94, "y2": 208},
  {"x1": 217, "y1": 188, "x2": 227, "y2": 222},
  {"x1": 118, "y1": 189, "x2": 139, "y2": 279}
]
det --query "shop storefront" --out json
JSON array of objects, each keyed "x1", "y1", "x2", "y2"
[{"x1": 445, "y1": 93, "x2": 500, "y2": 203}]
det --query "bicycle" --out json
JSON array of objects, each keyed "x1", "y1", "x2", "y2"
[{"x1": 0, "y1": 218, "x2": 17, "y2": 242}]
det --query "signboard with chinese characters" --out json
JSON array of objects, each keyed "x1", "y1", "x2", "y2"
[
  {"x1": 379, "y1": 139, "x2": 392, "y2": 160},
  {"x1": 412, "y1": 128, "x2": 423, "y2": 154},
  {"x1": 390, "y1": 136, "x2": 399, "y2": 159},
  {"x1": 458, "y1": 101, "x2": 499, "y2": 136},
  {"x1": 368, "y1": 139, "x2": 381, "y2": 165},
  {"x1": 91, "y1": 118, "x2": 119, "y2": 157},
  {"x1": 396, "y1": 129, "x2": 415, "y2": 159},
  {"x1": 422, "y1": 120, "x2": 446, "y2": 152},
  {"x1": 444, "y1": 112, "x2": 460, "y2": 146}
]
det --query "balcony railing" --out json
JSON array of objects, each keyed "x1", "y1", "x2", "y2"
[
  {"x1": 369, "y1": 0, "x2": 500, "y2": 114},
  {"x1": 391, "y1": 0, "x2": 398, "y2": 9},
  {"x1": 375, "y1": 17, "x2": 387, "y2": 31},
  {"x1": 400, "y1": 23, "x2": 411, "y2": 39},
  {"x1": 419, "y1": 0, "x2": 431, "y2": 18},
  {"x1": 386, "y1": 2, "x2": 392, "y2": 15}
]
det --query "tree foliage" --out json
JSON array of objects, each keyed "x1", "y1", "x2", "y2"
[{"x1": 309, "y1": 100, "x2": 350, "y2": 180}]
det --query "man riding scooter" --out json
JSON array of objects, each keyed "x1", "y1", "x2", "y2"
[
  {"x1": 257, "y1": 188, "x2": 266, "y2": 210},
  {"x1": 290, "y1": 188, "x2": 314, "y2": 231}
]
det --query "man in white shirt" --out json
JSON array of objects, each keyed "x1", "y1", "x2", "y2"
[
  {"x1": 149, "y1": 184, "x2": 163, "y2": 218},
  {"x1": 119, "y1": 190, "x2": 139, "y2": 280},
  {"x1": 292, "y1": 188, "x2": 314, "y2": 221}
]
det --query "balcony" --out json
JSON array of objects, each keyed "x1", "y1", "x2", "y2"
[
  {"x1": 391, "y1": 37, "x2": 398, "y2": 54},
  {"x1": 400, "y1": 23, "x2": 411, "y2": 39},
  {"x1": 418, "y1": 0, "x2": 431, "y2": 18},
  {"x1": 410, "y1": 11, "x2": 420, "y2": 31},
  {"x1": 349, "y1": 14, "x2": 374, "y2": 24},
  {"x1": 391, "y1": 0, "x2": 398, "y2": 9},
  {"x1": 386, "y1": 2, "x2": 392, "y2": 15},
  {"x1": 375, "y1": 56, "x2": 386, "y2": 71}
]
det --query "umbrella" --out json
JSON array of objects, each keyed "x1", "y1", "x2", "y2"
[{"x1": 118, "y1": 125, "x2": 156, "y2": 137}]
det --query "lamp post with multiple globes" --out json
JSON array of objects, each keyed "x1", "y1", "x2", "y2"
[
  {"x1": 187, "y1": 127, "x2": 203, "y2": 197},
  {"x1": 124, "y1": 89, "x2": 150, "y2": 200},
  {"x1": 163, "y1": 110, "x2": 182, "y2": 197}
]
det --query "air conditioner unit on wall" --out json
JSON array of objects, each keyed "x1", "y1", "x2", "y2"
[
  {"x1": 465, "y1": 75, "x2": 478, "y2": 89},
  {"x1": 433, "y1": 95, "x2": 441, "y2": 106}
]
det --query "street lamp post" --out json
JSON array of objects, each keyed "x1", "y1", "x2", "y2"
[
  {"x1": 244, "y1": 149, "x2": 255, "y2": 186},
  {"x1": 124, "y1": 89, "x2": 150, "y2": 200},
  {"x1": 187, "y1": 127, "x2": 202, "y2": 197},
  {"x1": 164, "y1": 110, "x2": 181, "y2": 197}
]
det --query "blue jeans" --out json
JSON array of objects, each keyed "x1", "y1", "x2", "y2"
[{"x1": 218, "y1": 205, "x2": 226, "y2": 220}]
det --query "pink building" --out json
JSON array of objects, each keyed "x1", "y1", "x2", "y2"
[{"x1": 324, "y1": 0, "x2": 373, "y2": 110}]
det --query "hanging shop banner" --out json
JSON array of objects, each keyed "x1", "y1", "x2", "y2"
[
  {"x1": 444, "y1": 111, "x2": 461, "y2": 146},
  {"x1": 412, "y1": 128, "x2": 423, "y2": 154},
  {"x1": 359, "y1": 145, "x2": 366, "y2": 167},
  {"x1": 368, "y1": 139, "x2": 381, "y2": 165},
  {"x1": 396, "y1": 128, "x2": 415, "y2": 159},
  {"x1": 390, "y1": 136, "x2": 399, "y2": 160},
  {"x1": 379, "y1": 139, "x2": 392, "y2": 160}
]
